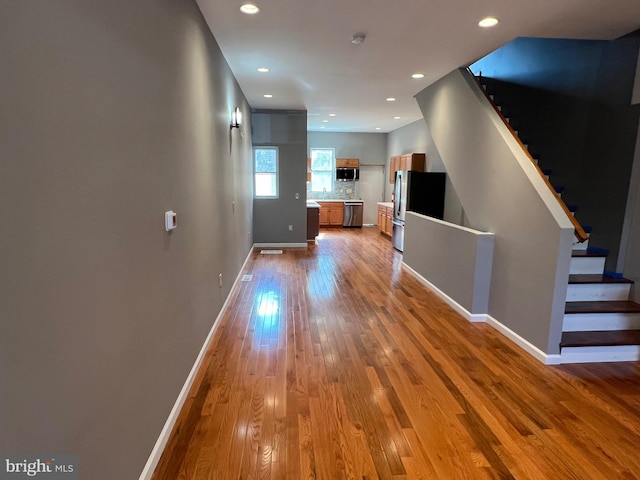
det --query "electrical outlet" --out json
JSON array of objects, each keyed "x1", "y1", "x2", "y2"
[
  {"x1": 288, "y1": 225, "x2": 293, "y2": 231},
  {"x1": 219, "y1": 273, "x2": 223, "y2": 288}
]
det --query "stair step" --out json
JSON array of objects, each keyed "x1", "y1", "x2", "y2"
[
  {"x1": 570, "y1": 250, "x2": 606, "y2": 274},
  {"x1": 565, "y1": 300, "x2": 640, "y2": 314},
  {"x1": 563, "y1": 311, "x2": 640, "y2": 332},
  {"x1": 566, "y1": 282, "x2": 631, "y2": 302},
  {"x1": 568, "y1": 274, "x2": 633, "y2": 284},
  {"x1": 560, "y1": 331, "x2": 640, "y2": 363},
  {"x1": 560, "y1": 330, "x2": 640, "y2": 348},
  {"x1": 563, "y1": 300, "x2": 640, "y2": 333}
]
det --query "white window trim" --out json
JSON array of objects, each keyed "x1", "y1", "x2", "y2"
[
  {"x1": 309, "y1": 147, "x2": 335, "y2": 193},
  {"x1": 254, "y1": 146, "x2": 279, "y2": 199}
]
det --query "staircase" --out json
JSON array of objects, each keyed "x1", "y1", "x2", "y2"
[
  {"x1": 476, "y1": 73, "x2": 640, "y2": 363},
  {"x1": 562, "y1": 247, "x2": 640, "y2": 362}
]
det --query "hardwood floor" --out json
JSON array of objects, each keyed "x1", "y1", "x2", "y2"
[{"x1": 152, "y1": 227, "x2": 640, "y2": 480}]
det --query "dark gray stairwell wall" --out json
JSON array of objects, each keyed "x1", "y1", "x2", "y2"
[
  {"x1": 252, "y1": 110, "x2": 308, "y2": 244},
  {"x1": 0, "y1": 1, "x2": 254, "y2": 478},
  {"x1": 471, "y1": 34, "x2": 640, "y2": 272}
]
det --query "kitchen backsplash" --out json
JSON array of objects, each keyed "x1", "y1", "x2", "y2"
[{"x1": 307, "y1": 179, "x2": 359, "y2": 200}]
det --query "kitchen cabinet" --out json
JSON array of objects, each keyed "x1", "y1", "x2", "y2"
[
  {"x1": 336, "y1": 158, "x2": 360, "y2": 168},
  {"x1": 389, "y1": 156, "x2": 399, "y2": 183},
  {"x1": 318, "y1": 201, "x2": 344, "y2": 226},
  {"x1": 388, "y1": 153, "x2": 426, "y2": 183},
  {"x1": 402, "y1": 153, "x2": 425, "y2": 172},
  {"x1": 377, "y1": 203, "x2": 393, "y2": 237}
]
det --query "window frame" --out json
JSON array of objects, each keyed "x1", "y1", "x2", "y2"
[
  {"x1": 254, "y1": 146, "x2": 279, "y2": 199},
  {"x1": 309, "y1": 147, "x2": 335, "y2": 193}
]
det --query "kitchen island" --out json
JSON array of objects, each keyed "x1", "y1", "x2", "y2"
[{"x1": 306, "y1": 201, "x2": 320, "y2": 240}]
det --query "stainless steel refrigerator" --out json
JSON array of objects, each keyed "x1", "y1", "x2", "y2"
[{"x1": 392, "y1": 171, "x2": 445, "y2": 251}]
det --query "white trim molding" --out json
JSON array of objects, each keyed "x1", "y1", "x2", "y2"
[
  {"x1": 485, "y1": 315, "x2": 562, "y2": 365},
  {"x1": 253, "y1": 242, "x2": 308, "y2": 248},
  {"x1": 403, "y1": 262, "x2": 563, "y2": 365},
  {"x1": 403, "y1": 263, "x2": 488, "y2": 323}
]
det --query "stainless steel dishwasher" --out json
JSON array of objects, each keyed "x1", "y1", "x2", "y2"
[{"x1": 343, "y1": 201, "x2": 364, "y2": 227}]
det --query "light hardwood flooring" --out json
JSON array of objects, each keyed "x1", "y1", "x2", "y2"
[{"x1": 152, "y1": 227, "x2": 640, "y2": 479}]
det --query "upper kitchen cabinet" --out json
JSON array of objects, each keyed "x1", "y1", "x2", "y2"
[
  {"x1": 336, "y1": 158, "x2": 360, "y2": 168},
  {"x1": 389, "y1": 153, "x2": 425, "y2": 183}
]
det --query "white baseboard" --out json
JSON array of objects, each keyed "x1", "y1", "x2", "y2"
[
  {"x1": 402, "y1": 262, "x2": 562, "y2": 365},
  {"x1": 138, "y1": 248, "x2": 254, "y2": 480},
  {"x1": 402, "y1": 263, "x2": 488, "y2": 323},
  {"x1": 485, "y1": 315, "x2": 562, "y2": 365},
  {"x1": 254, "y1": 242, "x2": 308, "y2": 248}
]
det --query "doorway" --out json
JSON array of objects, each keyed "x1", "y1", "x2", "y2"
[{"x1": 358, "y1": 165, "x2": 386, "y2": 225}]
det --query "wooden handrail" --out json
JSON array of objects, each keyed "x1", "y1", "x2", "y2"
[{"x1": 469, "y1": 69, "x2": 588, "y2": 243}]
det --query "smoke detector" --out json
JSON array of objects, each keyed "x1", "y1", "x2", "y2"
[{"x1": 351, "y1": 33, "x2": 366, "y2": 45}]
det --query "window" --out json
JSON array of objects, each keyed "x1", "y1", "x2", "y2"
[
  {"x1": 310, "y1": 148, "x2": 334, "y2": 193},
  {"x1": 254, "y1": 147, "x2": 278, "y2": 198}
]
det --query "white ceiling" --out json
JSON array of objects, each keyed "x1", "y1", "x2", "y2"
[{"x1": 196, "y1": 0, "x2": 640, "y2": 133}]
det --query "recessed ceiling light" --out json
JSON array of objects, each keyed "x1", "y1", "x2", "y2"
[
  {"x1": 394, "y1": 116, "x2": 401, "y2": 120},
  {"x1": 329, "y1": 113, "x2": 336, "y2": 117},
  {"x1": 411, "y1": 73, "x2": 425, "y2": 79},
  {"x1": 386, "y1": 97, "x2": 396, "y2": 102},
  {"x1": 322, "y1": 120, "x2": 329, "y2": 123},
  {"x1": 240, "y1": 3, "x2": 260, "y2": 14},
  {"x1": 478, "y1": 16, "x2": 499, "y2": 28},
  {"x1": 263, "y1": 94, "x2": 273, "y2": 98},
  {"x1": 375, "y1": 127, "x2": 381, "y2": 130},
  {"x1": 257, "y1": 67, "x2": 269, "y2": 73}
]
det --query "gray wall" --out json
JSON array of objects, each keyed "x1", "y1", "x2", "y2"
[
  {"x1": 308, "y1": 131, "x2": 388, "y2": 165},
  {"x1": 403, "y1": 212, "x2": 494, "y2": 317},
  {"x1": 253, "y1": 110, "x2": 307, "y2": 244},
  {"x1": 0, "y1": 1, "x2": 253, "y2": 478},
  {"x1": 387, "y1": 120, "x2": 465, "y2": 225},
  {"x1": 416, "y1": 68, "x2": 575, "y2": 355}
]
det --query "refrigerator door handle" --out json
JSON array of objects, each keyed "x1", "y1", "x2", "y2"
[{"x1": 395, "y1": 171, "x2": 403, "y2": 218}]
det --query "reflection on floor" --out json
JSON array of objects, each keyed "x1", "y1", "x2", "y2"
[{"x1": 153, "y1": 227, "x2": 640, "y2": 480}]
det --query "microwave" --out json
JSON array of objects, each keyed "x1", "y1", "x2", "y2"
[{"x1": 336, "y1": 167, "x2": 359, "y2": 181}]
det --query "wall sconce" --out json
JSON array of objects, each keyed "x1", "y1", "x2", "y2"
[{"x1": 231, "y1": 107, "x2": 242, "y2": 129}]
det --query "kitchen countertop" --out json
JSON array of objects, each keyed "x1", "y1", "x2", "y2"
[
  {"x1": 378, "y1": 202, "x2": 393, "y2": 208},
  {"x1": 306, "y1": 201, "x2": 321, "y2": 208}
]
